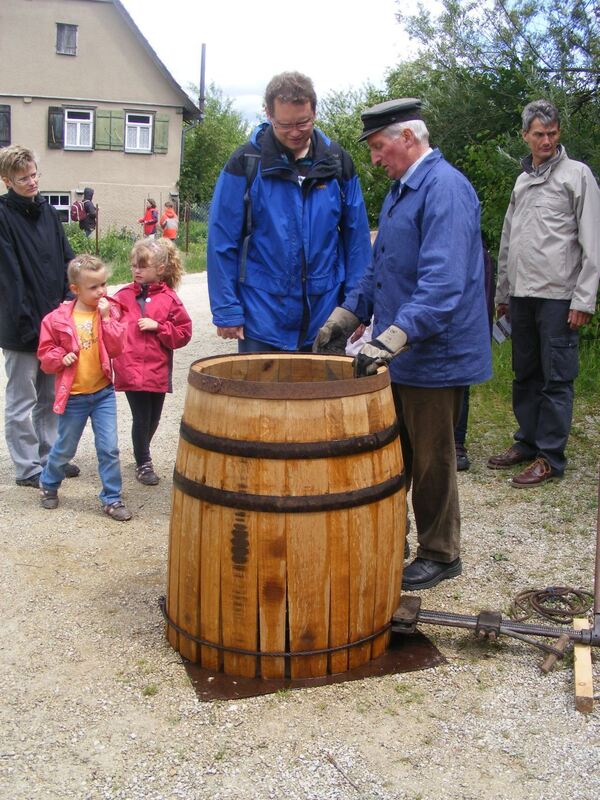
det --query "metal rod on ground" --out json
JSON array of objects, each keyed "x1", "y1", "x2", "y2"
[
  {"x1": 412, "y1": 609, "x2": 598, "y2": 646},
  {"x1": 392, "y1": 469, "x2": 600, "y2": 652}
]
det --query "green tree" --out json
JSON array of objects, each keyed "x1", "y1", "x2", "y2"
[
  {"x1": 389, "y1": 0, "x2": 600, "y2": 251},
  {"x1": 394, "y1": 0, "x2": 600, "y2": 163},
  {"x1": 179, "y1": 84, "x2": 249, "y2": 204},
  {"x1": 317, "y1": 86, "x2": 392, "y2": 227}
]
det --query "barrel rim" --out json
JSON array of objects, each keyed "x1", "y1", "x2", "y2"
[{"x1": 186, "y1": 353, "x2": 390, "y2": 399}]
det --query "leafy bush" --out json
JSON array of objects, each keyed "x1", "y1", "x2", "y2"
[
  {"x1": 65, "y1": 225, "x2": 206, "y2": 283},
  {"x1": 183, "y1": 220, "x2": 208, "y2": 245}
]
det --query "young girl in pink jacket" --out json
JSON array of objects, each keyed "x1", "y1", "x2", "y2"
[{"x1": 112, "y1": 238, "x2": 192, "y2": 485}]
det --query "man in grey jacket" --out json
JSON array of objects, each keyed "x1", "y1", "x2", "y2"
[{"x1": 488, "y1": 99, "x2": 600, "y2": 487}]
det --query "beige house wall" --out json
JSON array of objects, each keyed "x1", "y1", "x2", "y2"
[{"x1": 0, "y1": 0, "x2": 197, "y2": 230}]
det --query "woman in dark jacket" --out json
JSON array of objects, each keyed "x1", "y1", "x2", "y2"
[{"x1": 0, "y1": 145, "x2": 77, "y2": 486}]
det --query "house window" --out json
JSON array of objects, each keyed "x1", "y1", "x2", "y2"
[
  {"x1": 65, "y1": 109, "x2": 93, "y2": 149},
  {"x1": 125, "y1": 113, "x2": 153, "y2": 153},
  {"x1": 0, "y1": 105, "x2": 10, "y2": 148},
  {"x1": 40, "y1": 193, "x2": 71, "y2": 223},
  {"x1": 56, "y1": 23, "x2": 77, "y2": 55}
]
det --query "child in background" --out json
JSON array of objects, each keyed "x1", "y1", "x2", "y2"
[
  {"x1": 159, "y1": 200, "x2": 179, "y2": 240},
  {"x1": 37, "y1": 255, "x2": 131, "y2": 521},
  {"x1": 138, "y1": 198, "x2": 158, "y2": 237},
  {"x1": 113, "y1": 238, "x2": 192, "y2": 485}
]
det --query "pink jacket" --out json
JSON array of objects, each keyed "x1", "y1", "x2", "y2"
[
  {"x1": 37, "y1": 298, "x2": 127, "y2": 414},
  {"x1": 112, "y1": 281, "x2": 192, "y2": 393}
]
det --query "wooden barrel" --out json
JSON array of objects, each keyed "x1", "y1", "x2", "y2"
[{"x1": 166, "y1": 353, "x2": 406, "y2": 680}]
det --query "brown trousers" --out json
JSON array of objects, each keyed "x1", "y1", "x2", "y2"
[{"x1": 391, "y1": 384, "x2": 464, "y2": 563}]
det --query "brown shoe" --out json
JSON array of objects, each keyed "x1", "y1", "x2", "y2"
[
  {"x1": 487, "y1": 445, "x2": 529, "y2": 470},
  {"x1": 103, "y1": 500, "x2": 133, "y2": 521},
  {"x1": 511, "y1": 458, "x2": 560, "y2": 488}
]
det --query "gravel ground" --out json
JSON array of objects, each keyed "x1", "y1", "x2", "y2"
[{"x1": 1, "y1": 272, "x2": 599, "y2": 800}]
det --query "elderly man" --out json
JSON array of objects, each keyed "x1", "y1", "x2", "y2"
[
  {"x1": 207, "y1": 71, "x2": 371, "y2": 352},
  {"x1": 487, "y1": 99, "x2": 600, "y2": 486},
  {"x1": 314, "y1": 99, "x2": 492, "y2": 591}
]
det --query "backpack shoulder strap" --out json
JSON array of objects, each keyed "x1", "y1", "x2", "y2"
[
  {"x1": 328, "y1": 140, "x2": 347, "y2": 201},
  {"x1": 239, "y1": 152, "x2": 261, "y2": 284}
]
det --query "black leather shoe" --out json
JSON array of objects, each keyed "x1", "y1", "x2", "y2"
[
  {"x1": 401, "y1": 557, "x2": 462, "y2": 591},
  {"x1": 64, "y1": 462, "x2": 80, "y2": 478},
  {"x1": 16, "y1": 473, "x2": 41, "y2": 488},
  {"x1": 455, "y1": 445, "x2": 470, "y2": 471}
]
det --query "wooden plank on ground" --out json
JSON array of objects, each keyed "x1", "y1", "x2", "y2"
[{"x1": 573, "y1": 618, "x2": 593, "y2": 714}]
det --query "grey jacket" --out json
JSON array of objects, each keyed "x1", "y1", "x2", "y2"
[{"x1": 495, "y1": 147, "x2": 600, "y2": 314}]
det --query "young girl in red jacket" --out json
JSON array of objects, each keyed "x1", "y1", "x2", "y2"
[
  {"x1": 113, "y1": 238, "x2": 192, "y2": 485},
  {"x1": 138, "y1": 198, "x2": 158, "y2": 237}
]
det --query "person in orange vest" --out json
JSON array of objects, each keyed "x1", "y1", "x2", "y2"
[
  {"x1": 159, "y1": 201, "x2": 178, "y2": 240},
  {"x1": 138, "y1": 198, "x2": 158, "y2": 237}
]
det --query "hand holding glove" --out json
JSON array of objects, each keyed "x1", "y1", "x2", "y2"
[
  {"x1": 312, "y1": 307, "x2": 360, "y2": 354},
  {"x1": 353, "y1": 325, "x2": 408, "y2": 377}
]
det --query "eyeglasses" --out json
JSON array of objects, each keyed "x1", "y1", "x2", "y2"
[
  {"x1": 13, "y1": 171, "x2": 41, "y2": 186},
  {"x1": 270, "y1": 117, "x2": 314, "y2": 132}
]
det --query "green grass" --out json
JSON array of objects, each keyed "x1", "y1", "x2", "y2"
[{"x1": 65, "y1": 224, "x2": 207, "y2": 285}]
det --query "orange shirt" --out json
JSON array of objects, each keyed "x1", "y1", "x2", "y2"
[{"x1": 71, "y1": 310, "x2": 110, "y2": 395}]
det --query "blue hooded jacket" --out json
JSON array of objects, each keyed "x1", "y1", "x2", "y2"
[
  {"x1": 344, "y1": 149, "x2": 492, "y2": 387},
  {"x1": 207, "y1": 123, "x2": 371, "y2": 349}
]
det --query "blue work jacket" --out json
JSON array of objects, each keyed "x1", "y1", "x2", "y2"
[
  {"x1": 344, "y1": 149, "x2": 492, "y2": 387},
  {"x1": 207, "y1": 124, "x2": 371, "y2": 350}
]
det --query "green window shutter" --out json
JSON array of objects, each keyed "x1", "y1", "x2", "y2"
[
  {"x1": 48, "y1": 107, "x2": 64, "y2": 149},
  {"x1": 153, "y1": 114, "x2": 169, "y2": 154},
  {"x1": 110, "y1": 110, "x2": 125, "y2": 150},
  {"x1": 95, "y1": 110, "x2": 124, "y2": 151},
  {"x1": 0, "y1": 105, "x2": 10, "y2": 148}
]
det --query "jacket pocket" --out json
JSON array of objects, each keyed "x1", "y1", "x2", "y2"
[{"x1": 549, "y1": 335, "x2": 579, "y2": 382}]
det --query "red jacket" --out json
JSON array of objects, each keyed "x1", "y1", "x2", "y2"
[
  {"x1": 159, "y1": 208, "x2": 179, "y2": 239},
  {"x1": 37, "y1": 298, "x2": 126, "y2": 414},
  {"x1": 139, "y1": 207, "x2": 158, "y2": 236},
  {"x1": 112, "y1": 281, "x2": 192, "y2": 393}
]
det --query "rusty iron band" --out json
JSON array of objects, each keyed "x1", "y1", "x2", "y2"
[
  {"x1": 172, "y1": 470, "x2": 405, "y2": 513},
  {"x1": 179, "y1": 419, "x2": 399, "y2": 460},
  {"x1": 187, "y1": 355, "x2": 390, "y2": 399},
  {"x1": 158, "y1": 596, "x2": 390, "y2": 658}
]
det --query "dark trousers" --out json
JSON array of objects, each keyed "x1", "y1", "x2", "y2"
[
  {"x1": 391, "y1": 384, "x2": 464, "y2": 563},
  {"x1": 454, "y1": 386, "x2": 470, "y2": 447},
  {"x1": 125, "y1": 391, "x2": 166, "y2": 467},
  {"x1": 509, "y1": 297, "x2": 578, "y2": 474}
]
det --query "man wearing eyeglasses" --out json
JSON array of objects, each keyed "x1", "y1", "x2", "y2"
[
  {"x1": 208, "y1": 71, "x2": 371, "y2": 352},
  {"x1": 0, "y1": 145, "x2": 78, "y2": 488}
]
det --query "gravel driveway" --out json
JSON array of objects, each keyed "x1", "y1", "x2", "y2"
[{"x1": 1, "y1": 273, "x2": 599, "y2": 800}]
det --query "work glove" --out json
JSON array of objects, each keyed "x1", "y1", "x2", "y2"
[
  {"x1": 312, "y1": 307, "x2": 360, "y2": 354},
  {"x1": 353, "y1": 325, "x2": 408, "y2": 377}
]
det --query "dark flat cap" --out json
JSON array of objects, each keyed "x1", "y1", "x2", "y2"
[{"x1": 358, "y1": 98, "x2": 423, "y2": 141}]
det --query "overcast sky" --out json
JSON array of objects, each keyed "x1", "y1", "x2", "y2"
[{"x1": 120, "y1": 0, "x2": 421, "y2": 122}]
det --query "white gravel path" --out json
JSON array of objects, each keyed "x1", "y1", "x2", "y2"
[{"x1": 1, "y1": 273, "x2": 598, "y2": 800}]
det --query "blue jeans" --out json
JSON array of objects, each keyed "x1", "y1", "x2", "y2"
[{"x1": 41, "y1": 385, "x2": 122, "y2": 506}]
